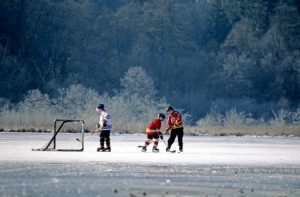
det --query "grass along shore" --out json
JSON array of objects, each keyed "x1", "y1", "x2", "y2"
[{"x1": 1, "y1": 124, "x2": 299, "y2": 137}]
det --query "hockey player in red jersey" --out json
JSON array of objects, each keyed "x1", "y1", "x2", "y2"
[
  {"x1": 141, "y1": 113, "x2": 165, "y2": 152},
  {"x1": 165, "y1": 106, "x2": 184, "y2": 152}
]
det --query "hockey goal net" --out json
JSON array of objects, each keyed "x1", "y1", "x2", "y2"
[{"x1": 32, "y1": 119, "x2": 85, "y2": 151}]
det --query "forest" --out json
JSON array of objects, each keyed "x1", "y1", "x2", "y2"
[{"x1": 0, "y1": 0, "x2": 299, "y2": 134}]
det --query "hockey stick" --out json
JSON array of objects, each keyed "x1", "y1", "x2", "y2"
[
  {"x1": 161, "y1": 138, "x2": 167, "y2": 146},
  {"x1": 76, "y1": 134, "x2": 93, "y2": 142},
  {"x1": 138, "y1": 140, "x2": 153, "y2": 148},
  {"x1": 161, "y1": 137, "x2": 176, "y2": 153},
  {"x1": 76, "y1": 128, "x2": 100, "y2": 142},
  {"x1": 139, "y1": 137, "x2": 176, "y2": 153}
]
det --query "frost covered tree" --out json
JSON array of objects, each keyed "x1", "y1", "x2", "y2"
[
  {"x1": 112, "y1": 66, "x2": 167, "y2": 131},
  {"x1": 51, "y1": 84, "x2": 110, "y2": 129},
  {"x1": 20, "y1": 89, "x2": 51, "y2": 112},
  {"x1": 17, "y1": 89, "x2": 53, "y2": 128},
  {"x1": 120, "y1": 66, "x2": 158, "y2": 101},
  {"x1": 53, "y1": 84, "x2": 100, "y2": 118}
]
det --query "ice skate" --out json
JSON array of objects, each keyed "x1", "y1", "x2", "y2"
[
  {"x1": 141, "y1": 146, "x2": 147, "y2": 152},
  {"x1": 97, "y1": 146, "x2": 105, "y2": 152},
  {"x1": 105, "y1": 147, "x2": 111, "y2": 152},
  {"x1": 152, "y1": 147, "x2": 159, "y2": 152},
  {"x1": 179, "y1": 147, "x2": 183, "y2": 153},
  {"x1": 166, "y1": 146, "x2": 170, "y2": 152},
  {"x1": 166, "y1": 146, "x2": 176, "y2": 153}
]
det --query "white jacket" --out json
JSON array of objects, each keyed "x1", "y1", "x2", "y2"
[{"x1": 99, "y1": 110, "x2": 112, "y2": 131}]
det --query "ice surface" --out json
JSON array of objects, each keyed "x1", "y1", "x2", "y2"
[{"x1": 0, "y1": 132, "x2": 300, "y2": 197}]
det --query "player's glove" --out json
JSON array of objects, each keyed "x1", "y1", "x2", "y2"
[
  {"x1": 102, "y1": 120, "x2": 107, "y2": 127},
  {"x1": 165, "y1": 126, "x2": 171, "y2": 132},
  {"x1": 96, "y1": 123, "x2": 100, "y2": 128},
  {"x1": 158, "y1": 132, "x2": 163, "y2": 139},
  {"x1": 174, "y1": 120, "x2": 182, "y2": 127},
  {"x1": 92, "y1": 128, "x2": 97, "y2": 134}
]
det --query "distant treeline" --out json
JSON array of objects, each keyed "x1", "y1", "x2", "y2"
[
  {"x1": 0, "y1": 0, "x2": 299, "y2": 121},
  {"x1": 0, "y1": 67, "x2": 299, "y2": 136}
]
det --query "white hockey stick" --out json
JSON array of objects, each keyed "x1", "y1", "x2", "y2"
[{"x1": 76, "y1": 128, "x2": 100, "y2": 142}]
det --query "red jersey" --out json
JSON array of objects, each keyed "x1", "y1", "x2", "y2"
[
  {"x1": 166, "y1": 111, "x2": 183, "y2": 131},
  {"x1": 146, "y1": 118, "x2": 162, "y2": 135}
]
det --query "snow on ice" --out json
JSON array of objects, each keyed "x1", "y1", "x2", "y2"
[{"x1": 0, "y1": 132, "x2": 300, "y2": 197}]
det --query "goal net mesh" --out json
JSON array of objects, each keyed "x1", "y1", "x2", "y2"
[{"x1": 32, "y1": 119, "x2": 85, "y2": 151}]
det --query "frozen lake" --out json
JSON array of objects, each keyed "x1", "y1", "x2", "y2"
[{"x1": 1, "y1": 132, "x2": 300, "y2": 197}]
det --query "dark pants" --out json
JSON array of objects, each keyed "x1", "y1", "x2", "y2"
[
  {"x1": 168, "y1": 128, "x2": 184, "y2": 149},
  {"x1": 100, "y1": 130, "x2": 110, "y2": 148},
  {"x1": 146, "y1": 133, "x2": 159, "y2": 146},
  {"x1": 147, "y1": 133, "x2": 159, "y2": 140}
]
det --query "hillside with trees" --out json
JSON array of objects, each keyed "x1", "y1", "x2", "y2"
[{"x1": 0, "y1": 0, "x2": 299, "y2": 134}]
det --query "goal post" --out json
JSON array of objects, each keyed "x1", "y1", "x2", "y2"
[{"x1": 32, "y1": 119, "x2": 85, "y2": 151}]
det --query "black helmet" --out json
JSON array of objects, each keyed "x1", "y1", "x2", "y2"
[
  {"x1": 97, "y1": 104, "x2": 105, "y2": 109},
  {"x1": 166, "y1": 106, "x2": 173, "y2": 112},
  {"x1": 158, "y1": 113, "x2": 165, "y2": 120}
]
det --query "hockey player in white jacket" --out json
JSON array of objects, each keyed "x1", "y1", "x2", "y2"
[{"x1": 94, "y1": 103, "x2": 112, "y2": 152}]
